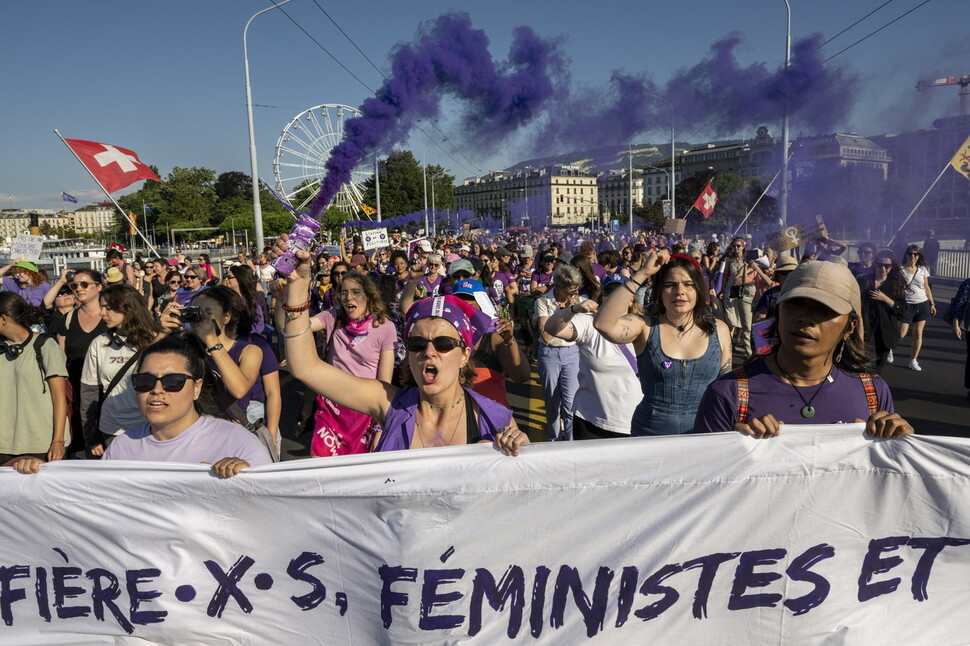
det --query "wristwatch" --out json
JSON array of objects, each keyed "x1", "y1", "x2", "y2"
[{"x1": 206, "y1": 343, "x2": 224, "y2": 354}]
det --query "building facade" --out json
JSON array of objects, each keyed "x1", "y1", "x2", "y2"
[
  {"x1": 597, "y1": 170, "x2": 644, "y2": 219},
  {"x1": 69, "y1": 203, "x2": 117, "y2": 235},
  {"x1": 0, "y1": 210, "x2": 71, "y2": 240},
  {"x1": 454, "y1": 166, "x2": 599, "y2": 228}
]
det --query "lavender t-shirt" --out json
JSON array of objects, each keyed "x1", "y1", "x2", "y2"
[
  {"x1": 1, "y1": 277, "x2": 52, "y2": 307},
  {"x1": 693, "y1": 357, "x2": 894, "y2": 433},
  {"x1": 103, "y1": 415, "x2": 272, "y2": 465}
]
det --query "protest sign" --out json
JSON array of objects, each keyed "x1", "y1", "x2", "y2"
[
  {"x1": 766, "y1": 215, "x2": 829, "y2": 252},
  {"x1": 1, "y1": 427, "x2": 969, "y2": 643},
  {"x1": 361, "y1": 227, "x2": 389, "y2": 251},
  {"x1": 10, "y1": 234, "x2": 44, "y2": 262}
]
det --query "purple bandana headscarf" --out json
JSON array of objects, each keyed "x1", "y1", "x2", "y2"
[{"x1": 404, "y1": 295, "x2": 492, "y2": 348}]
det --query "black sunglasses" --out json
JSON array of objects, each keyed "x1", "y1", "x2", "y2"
[
  {"x1": 876, "y1": 263, "x2": 893, "y2": 268},
  {"x1": 69, "y1": 281, "x2": 96, "y2": 291},
  {"x1": 404, "y1": 336, "x2": 464, "y2": 353},
  {"x1": 184, "y1": 274, "x2": 199, "y2": 280},
  {"x1": 131, "y1": 373, "x2": 195, "y2": 393}
]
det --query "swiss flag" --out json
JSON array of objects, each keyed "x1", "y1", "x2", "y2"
[
  {"x1": 693, "y1": 181, "x2": 718, "y2": 219},
  {"x1": 64, "y1": 139, "x2": 161, "y2": 193}
]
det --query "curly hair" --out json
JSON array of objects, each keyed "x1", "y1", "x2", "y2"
[
  {"x1": 649, "y1": 257, "x2": 715, "y2": 335},
  {"x1": 334, "y1": 271, "x2": 388, "y2": 327},
  {"x1": 0, "y1": 292, "x2": 45, "y2": 329},
  {"x1": 100, "y1": 284, "x2": 159, "y2": 351}
]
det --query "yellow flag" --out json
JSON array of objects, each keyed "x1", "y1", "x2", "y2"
[
  {"x1": 128, "y1": 211, "x2": 138, "y2": 235},
  {"x1": 358, "y1": 202, "x2": 377, "y2": 216},
  {"x1": 949, "y1": 134, "x2": 970, "y2": 180}
]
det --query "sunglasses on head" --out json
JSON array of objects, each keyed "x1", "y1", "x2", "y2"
[
  {"x1": 404, "y1": 336, "x2": 464, "y2": 353},
  {"x1": 131, "y1": 372, "x2": 195, "y2": 393},
  {"x1": 69, "y1": 281, "x2": 95, "y2": 291}
]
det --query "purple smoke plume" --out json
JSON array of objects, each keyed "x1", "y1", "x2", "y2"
[
  {"x1": 309, "y1": 12, "x2": 565, "y2": 217},
  {"x1": 533, "y1": 33, "x2": 855, "y2": 158}
]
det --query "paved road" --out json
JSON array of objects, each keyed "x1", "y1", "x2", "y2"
[{"x1": 276, "y1": 282, "x2": 969, "y2": 458}]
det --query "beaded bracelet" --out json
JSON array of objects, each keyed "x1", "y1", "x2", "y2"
[{"x1": 281, "y1": 298, "x2": 311, "y2": 313}]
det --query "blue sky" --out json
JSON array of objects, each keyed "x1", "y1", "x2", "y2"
[{"x1": 1, "y1": 0, "x2": 965, "y2": 210}]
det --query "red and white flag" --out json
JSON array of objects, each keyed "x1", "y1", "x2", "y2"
[
  {"x1": 64, "y1": 138, "x2": 160, "y2": 193},
  {"x1": 693, "y1": 181, "x2": 718, "y2": 219}
]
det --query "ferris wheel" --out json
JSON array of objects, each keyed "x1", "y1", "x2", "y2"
[{"x1": 272, "y1": 104, "x2": 373, "y2": 216}]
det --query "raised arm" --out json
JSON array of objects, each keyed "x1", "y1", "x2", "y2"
[
  {"x1": 43, "y1": 268, "x2": 72, "y2": 309},
  {"x1": 593, "y1": 250, "x2": 667, "y2": 351}
]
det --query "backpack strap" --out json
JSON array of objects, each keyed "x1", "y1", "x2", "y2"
[
  {"x1": 733, "y1": 366, "x2": 750, "y2": 423},
  {"x1": 31, "y1": 333, "x2": 56, "y2": 393},
  {"x1": 859, "y1": 372, "x2": 878, "y2": 416}
]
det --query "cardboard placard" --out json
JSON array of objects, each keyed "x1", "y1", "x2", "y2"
[
  {"x1": 766, "y1": 215, "x2": 829, "y2": 252},
  {"x1": 361, "y1": 227, "x2": 389, "y2": 251},
  {"x1": 10, "y1": 233, "x2": 44, "y2": 262},
  {"x1": 663, "y1": 218, "x2": 686, "y2": 234}
]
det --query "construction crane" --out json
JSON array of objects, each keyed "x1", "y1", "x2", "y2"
[{"x1": 916, "y1": 75, "x2": 970, "y2": 116}]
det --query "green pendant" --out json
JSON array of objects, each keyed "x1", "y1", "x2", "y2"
[{"x1": 800, "y1": 405, "x2": 815, "y2": 419}]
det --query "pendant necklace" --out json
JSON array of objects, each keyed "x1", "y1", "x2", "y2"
[
  {"x1": 664, "y1": 313, "x2": 693, "y2": 334},
  {"x1": 774, "y1": 355, "x2": 831, "y2": 419},
  {"x1": 415, "y1": 397, "x2": 466, "y2": 448}
]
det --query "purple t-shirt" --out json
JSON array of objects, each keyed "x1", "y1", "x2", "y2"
[
  {"x1": 103, "y1": 414, "x2": 272, "y2": 465},
  {"x1": 693, "y1": 357, "x2": 894, "y2": 433},
  {"x1": 591, "y1": 262, "x2": 607, "y2": 282},
  {"x1": 314, "y1": 309, "x2": 397, "y2": 379},
  {"x1": 490, "y1": 270, "x2": 514, "y2": 305},
  {"x1": 375, "y1": 387, "x2": 512, "y2": 452},
  {"x1": 416, "y1": 274, "x2": 444, "y2": 298},
  {"x1": 2, "y1": 277, "x2": 51, "y2": 307}
]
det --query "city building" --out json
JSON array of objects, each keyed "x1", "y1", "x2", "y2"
[
  {"x1": 872, "y1": 115, "x2": 970, "y2": 234},
  {"x1": 0, "y1": 210, "x2": 71, "y2": 241},
  {"x1": 677, "y1": 141, "x2": 749, "y2": 180},
  {"x1": 597, "y1": 169, "x2": 643, "y2": 219},
  {"x1": 69, "y1": 203, "x2": 117, "y2": 235},
  {"x1": 641, "y1": 163, "x2": 681, "y2": 204},
  {"x1": 454, "y1": 165, "x2": 599, "y2": 228}
]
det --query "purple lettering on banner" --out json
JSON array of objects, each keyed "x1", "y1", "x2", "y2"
[
  {"x1": 728, "y1": 549, "x2": 786, "y2": 610},
  {"x1": 783, "y1": 543, "x2": 835, "y2": 616},
  {"x1": 907, "y1": 537, "x2": 970, "y2": 602},
  {"x1": 682, "y1": 552, "x2": 740, "y2": 619},
  {"x1": 378, "y1": 565, "x2": 417, "y2": 629},
  {"x1": 858, "y1": 536, "x2": 908, "y2": 602},
  {"x1": 419, "y1": 568, "x2": 466, "y2": 630},
  {"x1": 126, "y1": 568, "x2": 166, "y2": 625},
  {"x1": 529, "y1": 566, "x2": 551, "y2": 638},
  {"x1": 549, "y1": 565, "x2": 615, "y2": 638},
  {"x1": 287, "y1": 552, "x2": 327, "y2": 611},
  {"x1": 468, "y1": 566, "x2": 525, "y2": 638},
  {"x1": 34, "y1": 566, "x2": 50, "y2": 622},
  {"x1": 204, "y1": 557, "x2": 254, "y2": 618},
  {"x1": 634, "y1": 563, "x2": 684, "y2": 621},
  {"x1": 52, "y1": 566, "x2": 90, "y2": 620},
  {"x1": 86, "y1": 568, "x2": 134, "y2": 634},
  {"x1": 613, "y1": 566, "x2": 639, "y2": 627},
  {"x1": 0, "y1": 565, "x2": 29, "y2": 626}
]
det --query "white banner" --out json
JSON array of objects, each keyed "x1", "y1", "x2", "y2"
[
  {"x1": 361, "y1": 227, "x2": 389, "y2": 251},
  {"x1": 1, "y1": 425, "x2": 970, "y2": 644}
]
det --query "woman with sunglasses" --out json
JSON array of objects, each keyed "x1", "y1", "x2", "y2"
[
  {"x1": 51, "y1": 269, "x2": 108, "y2": 456},
  {"x1": 1, "y1": 260, "x2": 52, "y2": 307},
  {"x1": 718, "y1": 237, "x2": 757, "y2": 354},
  {"x1": 6, "y1": 335, "x2": 273, "y2": 475},
  {"x1": 79, "y1": 285, "x2": 160, "y2": 456},
  {"x1": 849, "y1": 243, "x2": 878, "y2": 277},
  {"x1": 156, "y1": 270, "x2": 183, "y2": 311},
  {"x1": 896, "y1": 244, "x2": 936, "y2": 371},
  {"x1": 858, "y1": 250, "x2": 905, "y2": 371},
  {"x1": 596, "y1": 251, "x2": 732, "y2": 436},
  {"x1": 0, "y1": 293, "x2": 69, "y2": 467},
  {"x1": 415, "y1": 254, "x2": 445, "y2": 299},
  {"x1": 174, "y1": 265, "x2": 207, "y2": 306},
  {"x1": 197, "y1": 254, "x2": 216, "y2": 285},
  {"x1": 276, "y1": 237, "x2": 527, "y2": 456}
]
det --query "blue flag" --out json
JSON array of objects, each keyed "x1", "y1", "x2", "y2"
[
  {"x1": 144, "y1": 204, "x2": 156, "y2": 215},
  {"x1": 61, "y1": 191, "x2": 78, "y2": 203}
]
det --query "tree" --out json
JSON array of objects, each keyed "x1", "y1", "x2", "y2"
[{"x1": 361, "y1": 150, "x2": 454, "y2": 219}]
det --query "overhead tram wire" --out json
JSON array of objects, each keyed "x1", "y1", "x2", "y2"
[
  {"x1": 816, "y1": 0, "x2": 896, "y2": 49},
  {"x1": 822, "y1": 0, "x2": 933, "y2": 62},
  {"x1": 268, "y1": 1, "x2": 483, "y2": 177}
]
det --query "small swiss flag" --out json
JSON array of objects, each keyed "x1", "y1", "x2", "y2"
[
  {"x1": 693, "y1": 181, "x2": 718, "y2": 219},
  {"x1": 64, "y1": 138, "x2": 161, "y2": 193}
]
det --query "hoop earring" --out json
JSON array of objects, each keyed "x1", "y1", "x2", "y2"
[{"x1": 834, "y1": 341, "x2": 844, "y2": 364}]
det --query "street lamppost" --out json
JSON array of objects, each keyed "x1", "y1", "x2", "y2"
[
  {"x1": 244, "y1": 0, "x2": 294, "y2": 253},
  {"x1": 429, "y1": 170, "x2": 445, "y2": 236},
  {"x1": 644, "y1": 93, "x2": 675, "y2": 222},
  {"x1": 780, "y1": 0, "x2": 792, "y2": 226},
  {"x1": 628, "y1": 144, "x2": 634, "y2": 236}
]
